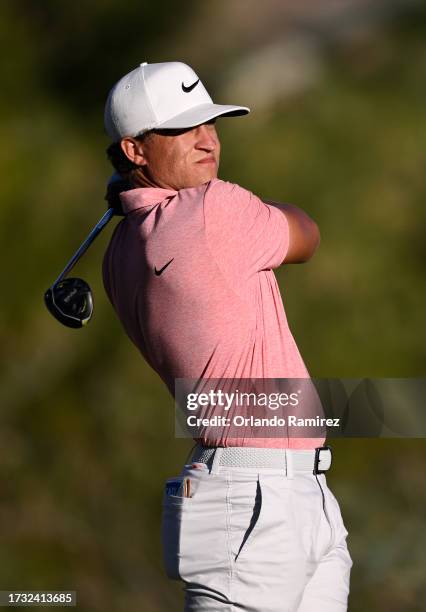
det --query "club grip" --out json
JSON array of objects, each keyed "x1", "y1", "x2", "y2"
[{"x1": 104, "y1": 177, "x2": 131, "y2": 216}]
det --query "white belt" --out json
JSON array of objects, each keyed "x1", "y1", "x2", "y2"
[{"x1": 190, "y1": 444, "x2": 332, "y2": 475}]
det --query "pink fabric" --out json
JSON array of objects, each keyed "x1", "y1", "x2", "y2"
[{"x1": 102, "y1": 178, "x2": 325, "y2": 449}]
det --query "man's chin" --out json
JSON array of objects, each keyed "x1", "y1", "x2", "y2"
[
  {"x1": 175, "y1": 168, "x2": 218, "y2": 190},
  {"x1": 192, "y1": 168, "x2": 218, "y2": 187}
]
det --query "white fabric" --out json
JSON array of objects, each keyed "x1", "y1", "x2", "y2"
[
  {"x1": 191, "y1": 445, "x2": 332, "y2": 473},
  {"x1": 104, "y1": 61, "x2": 250, "y2": 141},
  {"x1": 161, "y1": 462, "x2": 352, "y2": 611}
]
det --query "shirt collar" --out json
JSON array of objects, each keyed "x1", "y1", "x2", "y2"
[{"x1": 119, "y1": 187, "x2": 178, "y2": 214}]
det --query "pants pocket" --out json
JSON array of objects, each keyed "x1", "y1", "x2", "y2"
[
  {"x1": 161, "y1": 495, "x2": 184, "y2": 580},
  {"x1": 322, "y1": 480, "x2": 350, "y2": 546},
  {"x1": 313, "y1": 474, "x2": 335, "y2": 559},
  {"x1": 229, "y1": 475, "x2": 263, "y2": 563},
  {"x1": 161, "y1": 466, "x2": 210, "y2": 580},
  {"x1": 314, "y1": 473, "x2": 351, "y2": 561}
]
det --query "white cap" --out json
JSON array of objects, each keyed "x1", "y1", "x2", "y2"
[{"x1": 104, "y1": 61, "x2": 250, "y2": 142}]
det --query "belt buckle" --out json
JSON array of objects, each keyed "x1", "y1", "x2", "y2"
[{"x1": 313, "y1": 445, "x2": 332, "y2": 475}]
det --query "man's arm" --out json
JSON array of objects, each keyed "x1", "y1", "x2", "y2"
[{"x1": 263, "y1": 200, "x2": 320, "y2": 264}]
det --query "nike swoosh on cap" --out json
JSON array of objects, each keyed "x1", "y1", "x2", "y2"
[{"x1": 181, "y1": 79, "x2": 200, "y2": 93}]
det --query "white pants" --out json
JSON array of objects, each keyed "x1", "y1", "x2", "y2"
[{"x1": 161, "y1": 461, "x2": 352, "y2": 611}]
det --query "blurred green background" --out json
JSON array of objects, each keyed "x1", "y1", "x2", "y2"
[{"x1": 0, "y1": 1, "x2": 425, "y2": 610}]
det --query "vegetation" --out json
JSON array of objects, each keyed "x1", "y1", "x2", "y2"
[{"x1": 0, "y1": 2, "x2": 425, "y2": 610}]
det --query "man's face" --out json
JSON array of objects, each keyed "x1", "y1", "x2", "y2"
[{"x1": 132, "y1": 120, "x2": 220, "y2": 191}]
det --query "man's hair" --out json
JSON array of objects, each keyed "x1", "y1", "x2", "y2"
[
  {"x1": 104, "y1": 132, "x2": 155, "y2": 213},
  {"x1": 106, "y1": 131, "x2": 154, "y2": 188}
]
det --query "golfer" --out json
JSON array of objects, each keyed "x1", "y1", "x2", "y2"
[{"x1": 102, "y1": 61, "x2": 352, "y2": 611}]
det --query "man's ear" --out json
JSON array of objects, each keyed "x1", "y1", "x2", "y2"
[{"x1": 120, "y1": 137, "x2": 147, "y2": 166}]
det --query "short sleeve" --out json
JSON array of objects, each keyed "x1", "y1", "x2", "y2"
[{"x1": 203, "y1": 179, "x2": 289, "y2": 279}]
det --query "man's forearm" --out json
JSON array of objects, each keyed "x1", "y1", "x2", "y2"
[
  {"x1": 263, "y1": 199, "x2": 320, "y2": 263},
  {"x1": 263, "y1": 200, "x2": 316, "y2": 227}
]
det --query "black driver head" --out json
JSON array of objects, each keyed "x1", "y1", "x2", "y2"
[{"x1": 44, "y1": 278, "x2": 93, "y2": 329}]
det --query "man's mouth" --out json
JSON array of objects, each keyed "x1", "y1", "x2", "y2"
[{"x1": 196, "y1": 156, "x2": 216, "y2": 164}]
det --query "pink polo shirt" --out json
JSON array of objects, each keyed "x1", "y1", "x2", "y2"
[{"x1": 102, "y1": 178, "x2": 325, "y2": 449}]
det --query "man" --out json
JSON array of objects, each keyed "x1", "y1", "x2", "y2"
[{"x1": 102, "y1": 61, "x2": 352, "y2": 611}]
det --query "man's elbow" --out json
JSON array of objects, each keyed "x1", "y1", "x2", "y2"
[
  {"x1": 263, "y1": 200, "x2": 320, "y2": 264},
  {"x1": 301, "y1": 221, "x2": 320, "y2": 262},
  {"x1": 285, "y1": 219, "x2": 320, "y2": 264}
]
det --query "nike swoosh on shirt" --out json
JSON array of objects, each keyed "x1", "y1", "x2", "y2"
[
  {"x1": 181, "y1": 79, "x2": 199, "y2": 93},
  {"x1": 154, "y1": 258, "x2": 174, "y2": 276}
]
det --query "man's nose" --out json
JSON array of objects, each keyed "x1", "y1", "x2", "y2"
[{"x1": 194, "y1": 124, "x2": 218, "y2": 150}]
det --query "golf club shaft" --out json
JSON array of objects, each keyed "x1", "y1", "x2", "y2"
[{"x1": 52, "y1": 208, "x2": 115, "y2": 287}]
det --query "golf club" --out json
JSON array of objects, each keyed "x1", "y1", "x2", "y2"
[
  {"x1": 44, "y1": 207, "x2": 115, "y2": 328},
  {"x1": 44, "y1": 173, "x2": 129, "y2": 328}
]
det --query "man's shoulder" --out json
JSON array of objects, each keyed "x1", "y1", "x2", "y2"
[
  {"x1": 174, "y1": 178, "x2": 244, "y2": 205},
  {"x1": 203, "y1": 178, "x2": 252, "y2": 202}
]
